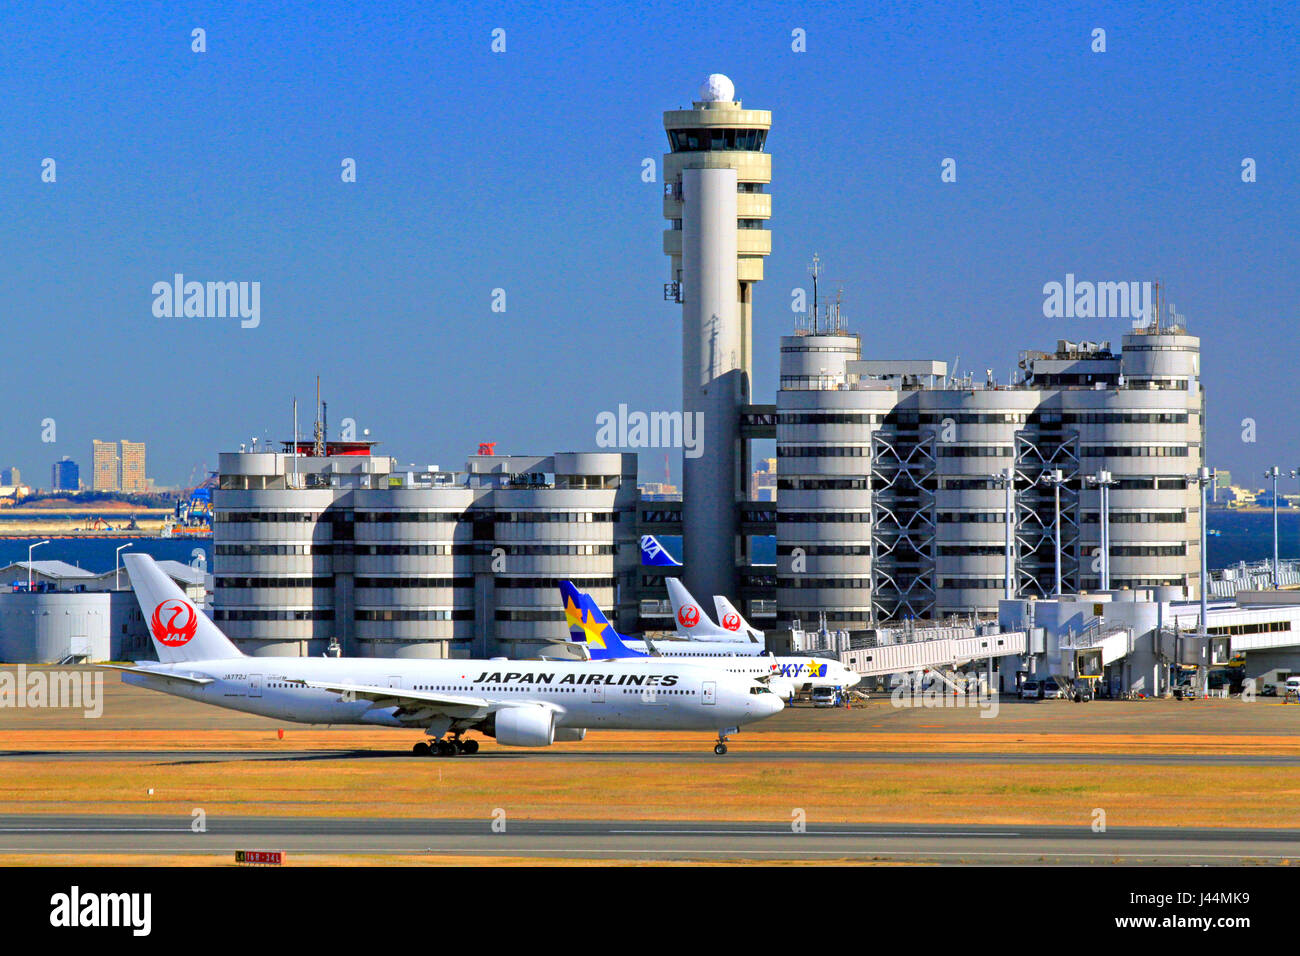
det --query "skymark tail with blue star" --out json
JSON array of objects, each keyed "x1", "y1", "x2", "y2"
[{"x1": 559, "y1": 581, "x2": 646, "y2": 660}]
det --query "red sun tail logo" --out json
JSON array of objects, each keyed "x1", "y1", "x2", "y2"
[
  {"x1": 677, "y1": 605, "x2": 700, "y2": 628},
  {"x1": 722, "y1": 612, "x2": 741, "y2": 631},
  {"x1": 151, "y1": 599, "x2": 198, "y2": 647}
]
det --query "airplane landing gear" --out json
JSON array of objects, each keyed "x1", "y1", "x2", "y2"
[
  {"x1": 714, "y1": 727, "x2": 735, "y2": 755},
  {"x1": 419, "y1": 733, "x2": 479, "y2": 756}
]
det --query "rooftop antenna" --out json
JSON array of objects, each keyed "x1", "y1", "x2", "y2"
[
  {"x1": 809, "y1": 253, "x2": 821, "y2": 333},
  {"x1": 829, "y1": 282, "x2": 847, "y2": 333},
  {"x1": 313, "y1": 377, "x2": 325, "y2": 458}
]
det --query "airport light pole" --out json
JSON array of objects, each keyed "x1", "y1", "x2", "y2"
[
  {"x1": 1085, "y1": 470, "x2": 1117, "y2": 591},
  {"x1": 990, "y1": 467, "x2": 1016, "y2": 600},
  {"x1": 1266, "y1": 467, "x2": 1281, "y2": 588},
  {"x1": 1042, "y1": 469, "x2": 1068, "y2": 596},
  {"x1": 27, "y1": 539, "x2": 50, "y2": 591},
  {"x1": 115, "y1": 542, "x2": 133, "y2": 590},
  {"x1": 1187, "y1": 467, "x2": 1213, "y2": 636}
]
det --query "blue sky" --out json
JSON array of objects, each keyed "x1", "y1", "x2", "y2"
[{"x1": 2, "y1": 0, "x2": 1297, "y2": 489}]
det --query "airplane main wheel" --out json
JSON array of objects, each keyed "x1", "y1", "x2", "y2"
[
  {"x1": 437, "y1": 739, "x2": 457, "y2": 756},
  {"x1": 714, "y1": 743, "x2": 728, "y2": 755},
  {"x1": 464, "y1": 739, "x2": 479, "y2": 754},
  {"x1": 412, "y1": 742, "x2": 430, "y2": 756}
]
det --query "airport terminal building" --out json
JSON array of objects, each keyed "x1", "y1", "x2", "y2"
[
  {"x1": 213, "y1": 447, "x2": 638, "y2": 658},
  {"x1": 206, "y1": 74, "x2": 1209, "y2": 663},
  {"x1": 775, "y1": 326, "x2": 1204, "y2": 630},
  {"x1": 649, "y1": 74, "x2": 1206, "y2": 633}
]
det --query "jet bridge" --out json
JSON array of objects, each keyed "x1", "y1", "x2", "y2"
[
  {"x1": 839, "y1": 629, "x2": 1027, "y2": 679},
  {"x1": 1053, "y1": 620, "x2": 1134, "y2": 698}
]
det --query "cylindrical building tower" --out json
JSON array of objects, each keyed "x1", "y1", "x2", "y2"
[{"x1": 663, "y1": 74, "x2": 772, "y2": 599}]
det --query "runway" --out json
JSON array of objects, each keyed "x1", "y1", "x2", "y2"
[
  {"x1": 3, "y1": 748, "x2": 1300, "y2": 766},
  {"x1": 1, "y1": 814, "x2": 1297, "y2": 863}
]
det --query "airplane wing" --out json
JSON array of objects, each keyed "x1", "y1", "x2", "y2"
[
  {"x1": 286, "y1": 679, "x2": 493, "y2": 716},
  {"x1": 99, "y1": 664, "x2": 214, "y2": 686}
]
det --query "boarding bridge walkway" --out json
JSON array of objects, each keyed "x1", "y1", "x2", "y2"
[
  {"x1": 839, "y1": 629, "x2": 1028, "y2": 679},
  {"x1": 1054, "y1": 620, "x2": 1135, "y2": 697},
  {"x1": 1208, "y1": 559, "x2": 1300, "y2": 598}
]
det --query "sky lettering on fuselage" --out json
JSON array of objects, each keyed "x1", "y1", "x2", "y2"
[{"x1": 472, "y1": 671, "x2": 679, "y2": 687}]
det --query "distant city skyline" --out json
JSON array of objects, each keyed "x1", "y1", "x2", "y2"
[{"x1": 3, "y1": 1, "x2": 1297, "y2": 488}]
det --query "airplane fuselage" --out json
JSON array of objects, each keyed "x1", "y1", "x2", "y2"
[{"x1": 121, "y1": 655, "x2": 775, "y2": 732}]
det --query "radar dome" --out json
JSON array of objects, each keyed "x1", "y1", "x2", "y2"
[{"x1": 698, "y1": 74, "x2": 735, "y2": 103}]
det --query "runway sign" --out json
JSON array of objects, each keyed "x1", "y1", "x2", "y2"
[{"x1": 235, "y1": 850, "x2": 284, "y2": 866}]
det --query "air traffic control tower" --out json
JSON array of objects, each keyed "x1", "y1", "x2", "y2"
[{"x1": 663, "y1": 74, "x2": 772, "y2": 599}]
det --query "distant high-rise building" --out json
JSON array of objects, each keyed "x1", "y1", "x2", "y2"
[
  {"x1": 120, "y1": 440, "x2": 147, "y2": 492},
  {"x1": 92, "y1": 440, "x2": 120, "y2": 491},
  {"x1": 751, "y1": 457, "x2": 777, "y2": 502},
  {"x1": 91, "y1": 440, "x2": 148, "y2": 492},
  {"x1": 52, "y1": 457, "x2": 80, "y2": 491},
  {"x1": 0, "y1": 466, "x2": 19, "y2": 486}
]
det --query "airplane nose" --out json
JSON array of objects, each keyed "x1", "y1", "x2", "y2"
[{"x1": 765, "y1": 694, "x2": 785, "y2": 717}]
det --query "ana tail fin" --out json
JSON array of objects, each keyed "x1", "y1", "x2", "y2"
[
  {"x1": 639, "y1": 534, "x2": 682, "y2": 567},
  {"x1": 123, "y1": 553, "x2": 242, "y2": 663}
]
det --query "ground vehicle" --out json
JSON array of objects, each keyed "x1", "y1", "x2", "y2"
[
  {"x1": 1041, "y1": 680, "x2": 1065, "y2": 700},
  {"x1": 1020, "y1": 680, "x2": 1041, "y2": 700},
  {"x1": 811, "y1": 686, "x2": 839, "y2": 708}
]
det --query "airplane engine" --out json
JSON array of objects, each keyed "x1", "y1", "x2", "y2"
[
  {"x1": 553, "y1": 727, "x2": 586, "y2": 742},
  {"x1": 492, "y1": 706, "x2": 556, "y2": 747}
]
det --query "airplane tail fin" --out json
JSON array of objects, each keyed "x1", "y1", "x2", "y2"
[
  {"x1": 665, "y1": 577, "x2": 733, "y2": 638},
  {"x1": 640, "y1": 534, "x2": 682, "y2": 567},
  {"x1": 559, "y1": 581, "x2": 646, "y2": 659},
  {"x1": 714, "y1": 595, "x2": 764, "y2": 643},
  {"x1": 123, "y1": 553, "x2": 243, "y2": 664}
]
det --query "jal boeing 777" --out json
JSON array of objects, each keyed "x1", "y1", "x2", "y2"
[{"x1": 105, "y1": 554, "x2": 783, "y2": 756}]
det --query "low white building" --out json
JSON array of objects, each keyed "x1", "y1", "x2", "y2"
[{"x1": 0, "y1": 559, "x2": 209, "y2": 663}]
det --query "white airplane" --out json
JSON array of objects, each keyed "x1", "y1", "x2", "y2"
[
  {"x1": 656, "y1": 576, "x2": 859, "y2": 694},
  {"x1": 562, "y1": 582, "x2": 859, "y2": 698},
  {"x1": 107, "y1": 554, "x2": 784, "y2": 756},
  {"x1": 713, "y1": 594, "x2": 765, "y2": 643},
  {"x1": 771, "y1": 655, "x2": 862, "y2": 695},
  {"x1": 665, "y1": 577, "x2": 756, "y2": 644}
]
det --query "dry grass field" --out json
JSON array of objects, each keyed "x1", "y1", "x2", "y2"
[{"x1": 4, "y1": 670, "x2": 1300, "y2": 834}]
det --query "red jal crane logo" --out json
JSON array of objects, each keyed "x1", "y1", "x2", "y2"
[
  {"x1": 722, "y1": 612, "x2": 741, "y2": 631},
  {"x1": 151, "y1": 599, "x2": 198, "y2": 647},
  {"x1": 677, "y1": 605, "x2": 700, "y2": 628}
]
